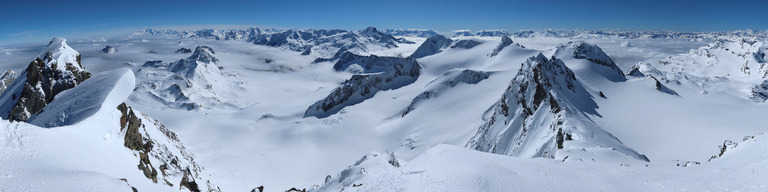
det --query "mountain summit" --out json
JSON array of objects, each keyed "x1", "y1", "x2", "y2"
[{"x1": 0, "y1": 37, "x2": 91, "y2": 121}]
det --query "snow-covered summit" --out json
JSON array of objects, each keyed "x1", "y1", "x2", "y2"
[
  {"x1": 0, "y1": 37, "x2": 91, "y2": 122},
  {"x1": 554, "y1": 41, "x2": 626, "y2": 82},
  {"x1": 467, "y1": 54, "x2": 648, "y2": 162}
]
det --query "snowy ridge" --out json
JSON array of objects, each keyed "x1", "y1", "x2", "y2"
[
  {"x1": 466, "y1": 54, "x2": 648, "y2": 162},
  {"x1": 29, "y1": 68, "x2": 135, "y2": 127},
  {"x1": 382, "y1": 29, "x2": 439, "y2": 38},
  {"x1": 305, "y1": 54, "x2": 421, "y2": 118},
  {"x1": 332, "y1": 51, "x2": 412, "y2": 73},
  {"x1": 402, "y1": 69, "x2": 491, "y2": 116}
]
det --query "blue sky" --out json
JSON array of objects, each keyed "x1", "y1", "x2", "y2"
[{"x1": 1, "y1": 0, "x2": 766, "y2": 44}]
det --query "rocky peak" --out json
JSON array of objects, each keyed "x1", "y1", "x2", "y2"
[
  {"x1": 188, "y1": 46, "x2": 218, "y2": 63},
  {"x1": 466, "y1": 54, "x2": 648, "y2": 162},
  {"x1": 360, "y1": 27, "x2": 381, "y2": 37},
  {"x1": 0, "y1": 37, "x2": 91, "y2": 122}
]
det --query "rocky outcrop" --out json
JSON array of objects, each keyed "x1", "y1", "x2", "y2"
[
  {"x1": 305, "y1": 55, "x2": 421, "y2": 118},
  {"x1": 466, "y1": 54, "x2": 648, "y2": 162},
  {"x1": 103, "y1": 45, "x2": 117, "y2": 53},
  {"x1": 410, "y1": 35, "x2": 453, "y2": 58},
  {"x1": 0, "y1": 37, "x2": 91, "y2": 122},
  {"x1": 118, "y1": 103, "x2": 221, "y2": 192}
]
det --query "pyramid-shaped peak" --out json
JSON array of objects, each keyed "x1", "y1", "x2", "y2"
[
  {"x1": 188, "y1": 46, "x2": 218, "y2": 63},
  {"x1": 38, "y1": 37, "x2": 82, "y2": 70},
  {"x1": 361, "y1": 27, "x2": 380, "y2": 35}
]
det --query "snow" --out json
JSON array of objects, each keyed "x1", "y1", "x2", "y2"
[
  {"x1": 29, "y1": 68, "x2": 134, "y2": 127},
  {"x1": 0, "y1": 28, "x2": 767, "y2": 191}
]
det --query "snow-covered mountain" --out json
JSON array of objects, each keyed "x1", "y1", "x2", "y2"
[
  {"x1": 135, "y1": 45, "x2": 236, "y2": 109},
  {"x1": 382, "y1": 29, "x2": 439, "y2": 38},
  {"x1": 305, "y1": 53, "x2": 421, "y2": 118},
  {"x1": 0, "y1": 39, "x2": 219, "y2": 192},
  {"x1": 466, "y1": 54, "x2": 647, "y2": 162},
  {"x1": 135, "y1": 27, "x2": 413, "y2": 60},
  {"x1": 0, "y1": 37, "x2": 92, "y2": 122}
]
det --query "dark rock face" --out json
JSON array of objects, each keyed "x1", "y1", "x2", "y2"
[
  {"x1": 118, "y1": 103, "x2": 158, "y2": 183},
  {"x1": 410, "y1": 35, "x2": 453, "y2": 58},
  {"x1": 305, "y1": 54, "x2": 421, "y2": 118},
  {"x1": 175, "y1": 48, "x2": 192, "y2": 54},
  {"x1": 0, "y1": 38, "x2": 91, "y2": 122}
]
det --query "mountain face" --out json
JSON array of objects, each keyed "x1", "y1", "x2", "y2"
[
  {"x1": 490, "y1": 36, "x2": 515, "y2": 57},
  {"x1": 466, "y1": 54, "x2": 648, "y2": 162},
  {"x1": 332, "y1": 51, "x2": 414, "y2": 73},
  {"x1": 382, "y1": 29, "x2": 439, "y2": 38},
  {"x1": 410, "y1": 35, "x2": 453, "y2": 58},
  {"x1": 0, "y1": 37, "x2": 91, "y2": 122},
  {"x1": 137, "y1": 46, "x2": 232, "y2": 109},
  {"x1": 305, "y1": 54, "x2": 421, "y2": 118},
  {"x1": 553, "y1": 41, "x2": 626, "y2": 82}
]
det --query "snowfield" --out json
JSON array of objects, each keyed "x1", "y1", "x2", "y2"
[{"x1": 0, "y1": 28, "x2": 766, "y2": 192}]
